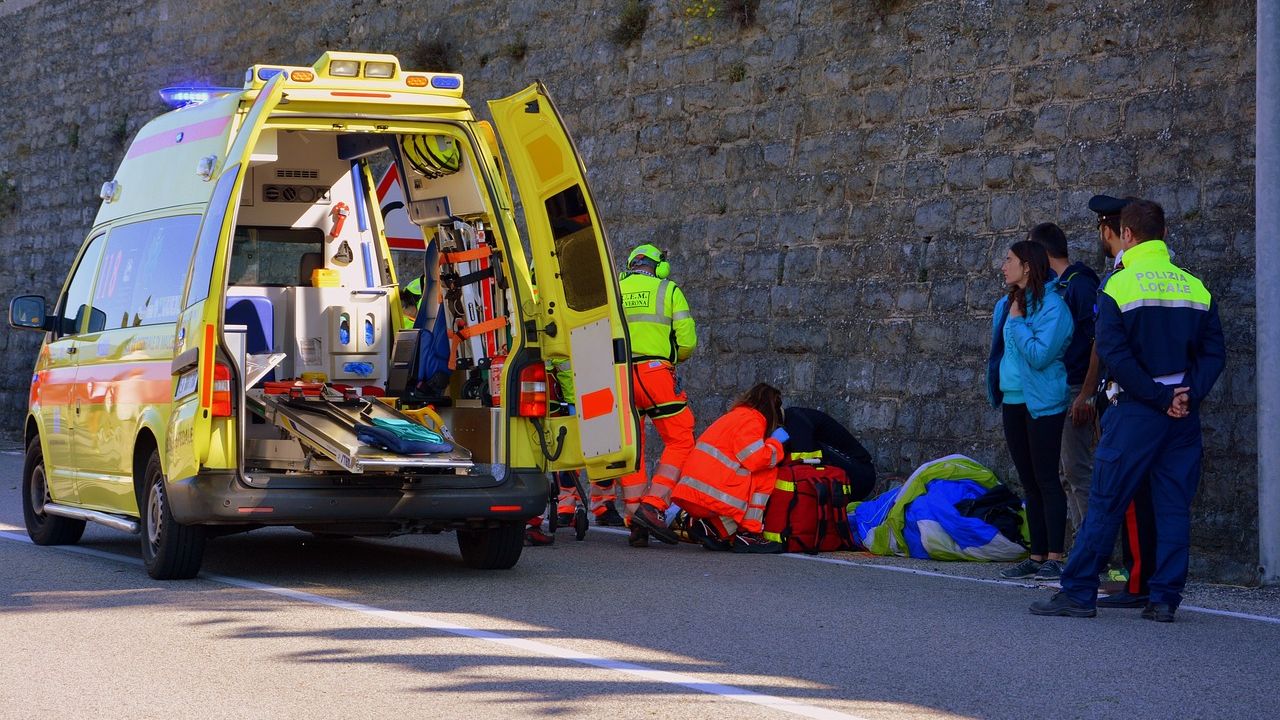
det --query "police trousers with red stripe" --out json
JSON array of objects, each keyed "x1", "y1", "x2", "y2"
[{"x1": 619, "y1": 360, "x2": 695, "y2": 518}]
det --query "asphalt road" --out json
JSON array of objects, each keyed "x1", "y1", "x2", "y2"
[{"x1": 2, "y1": 449, "x2": 1278, "y2": 720}]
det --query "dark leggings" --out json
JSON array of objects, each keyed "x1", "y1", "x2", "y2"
[{"x1": 1002, "y1": 403, "x2": 1067, "y2": 556}]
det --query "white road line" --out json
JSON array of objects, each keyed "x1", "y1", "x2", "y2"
[
  {"x1": 0, "y1": 529, "x2": 863, "y2": 720},
  {"x1": 592, "y1": 527, "x2": 1280, "y2": 625}
]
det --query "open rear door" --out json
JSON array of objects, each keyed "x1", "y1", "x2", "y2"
[
  {"x1": 167, "y1": 75, "x2": 286, "y2": 483},
  {"x1": 488, "y1": 83, "x2": 639, "y2": 480}
]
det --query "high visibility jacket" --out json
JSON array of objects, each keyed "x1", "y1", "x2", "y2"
[
  {"x1": 671, "y1": 406, "x2": 784, "y2": 532},
  {"x1": 1096, "y1": 240, "x2": 1225, "y2": 411},
  {"x1": 619, "y1": 271, "x2": 696, "y2": 362}
]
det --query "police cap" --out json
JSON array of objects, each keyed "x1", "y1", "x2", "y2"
[{"x1": 1087, "y1": 194, "x2": 1131, "y2": 218}]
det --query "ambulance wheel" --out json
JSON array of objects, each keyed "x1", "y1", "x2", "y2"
[
  {"x1": 457, "y1": 523, "x2": 524, "y2": 570},
  {"x1": 22, "y1": 437, "x2": 86, "y2": 546},
  {"x1": 139, "y1": 451, "x2": 206, "y2": 580}
]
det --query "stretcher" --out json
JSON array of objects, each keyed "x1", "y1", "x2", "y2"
[{"x1": 246, "y1": 387, "x2": 473, "y2": 473}]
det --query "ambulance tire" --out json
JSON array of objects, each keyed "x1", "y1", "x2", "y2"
[
  {"x1": 139, "y1": 451, "x2": 206, "y2": 580},
  {"x1": 22, "y1": 437, "x2": 86, "y2": 546},
  {"x1": 456, "y1": 523, "x2": 524, "y2": 570}
]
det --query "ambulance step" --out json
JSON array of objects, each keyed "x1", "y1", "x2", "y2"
[{"x1": 42, "y1": 503, "x2": 140, "y2": 534}]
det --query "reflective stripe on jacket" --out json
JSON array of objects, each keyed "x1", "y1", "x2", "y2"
[
  {"x1": 671, "y1": 406, "x2": 782, "y2": 532},
  {"x1": 619, "y1": 272, "x2": 696, "y2": 362},
  {"x1": 1096, "y1": 240, "x2": 1225, "y2": 411}
]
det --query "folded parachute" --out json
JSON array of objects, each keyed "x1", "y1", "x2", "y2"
[{"x1": 849, "y1": 454, "x2": 1029, "y2": 561}]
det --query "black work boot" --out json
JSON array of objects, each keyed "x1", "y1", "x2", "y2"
[
  {"x1": 1029, "y1": 592, "x2": 1097, "y2": 618},
  {"x1": 631, "y1": 502, "x2": 680, "y2": 545},
  {"x1": 1141, "y1": 602, "x2": 1176, "y2": 623},
  {"x1": 596, "y1": 501, "x2": 625, "y2": 527},
  {"x1": 628, "y1": 524, "x2": 649, "y2": 548}
]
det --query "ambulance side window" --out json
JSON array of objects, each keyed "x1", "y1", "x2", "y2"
[
  {"x1": 55, "y1": 234, "x2": 106, "y2": 337},
  {"x1": 544, "y1": 184, "x2": 606, "y2": 312},
  {"x1": 89, "y1": 216, "x2": 201, "y2": 331}
]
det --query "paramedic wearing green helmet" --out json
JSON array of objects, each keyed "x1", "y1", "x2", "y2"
[
  {"x1": 401, "y1": 274, "x2": 424, "y2": 329},
  {"x1": 619, "y1": 243, "x2": 699, "y2": 548}
]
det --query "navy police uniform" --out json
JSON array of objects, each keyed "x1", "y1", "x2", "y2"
[
  {"x1": 1056, "y1": 235, "x2": 1225, "y2": 611},
  {"x1": 1090, "y1": 195, "x2": 1158, "y2": 607}
]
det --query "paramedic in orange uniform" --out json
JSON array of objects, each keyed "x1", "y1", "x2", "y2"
[
  {"x1": 663, "y1": 383, "x2": 789, "y2": 553},
  {"x1": 617, "y1": 244, "x2": 698, "y2": 548}
]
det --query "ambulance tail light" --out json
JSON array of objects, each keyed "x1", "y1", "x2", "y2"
[
  {"x1": 211, "y1": 362, "x2": 233, "y2": 417},
  {"x1": 516, "y1": 363, "x2": 548, "y2": 418}
]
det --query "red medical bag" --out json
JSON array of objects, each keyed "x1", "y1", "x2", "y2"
[{"x1": 762, "y1": 463, "x2": 857, "y2": 554}]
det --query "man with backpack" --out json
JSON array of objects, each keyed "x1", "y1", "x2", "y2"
[{"x1": 1029, "y1": 222, "x2": 1100, "y2": 543}]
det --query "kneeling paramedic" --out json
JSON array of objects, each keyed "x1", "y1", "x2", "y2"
[
  {"x1": 1030, "y1": 199, "x2": 1225, "y2": 623},
  {"x1": 617, "y1": 244, "x2": 698, "y2": 548},
  {"x1": 657, "y1": 383, "x2": 789, "y2": 554}
]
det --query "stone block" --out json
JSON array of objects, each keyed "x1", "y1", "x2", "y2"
[
  {"x1": 983, "y1": 155, "x2": 1014, "y2": 189},
  {"x1": 1069, "y1": 100, "x2": 1122, "y2": 140},
  {"x1": 990, "y1": 194, "x2": 1023, "y2": 231},
  {"x1": 914, "y1": 199, "x2": 954, "y2": 234},
  {"x1": 941, "y1": 155, "x2": 982, "y2": 193},
  {"x1": 981, "y1": 72, "x2": 1013, "y2": 110},
  {"x1": 1014, "y1": 65, "x2": 1054, "y2": 105},
  {"x1": 864, "y1": 89, "x2": 899, "y2": 124},
  {"x1": 938, "y1": 117, "x2": 985, "y2": 155},
  {"x1": 984, "y1": 109, "x2": 1035, "y2": 147},
  {"x1": 1032, "y1": 104, "x2": 1069, "y2": 145}
]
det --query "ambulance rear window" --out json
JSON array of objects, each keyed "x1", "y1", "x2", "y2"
[
  {"x1": 229, "y1": 226, "x2": 325, "y2": 286},
  {"x1": 545, "y1": 184, "x2": 607, "y2": 312}
]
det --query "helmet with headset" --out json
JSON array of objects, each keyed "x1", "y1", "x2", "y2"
[
  {"x1": 400, "y1": 133, "x2": 462, "y2": 179},
  {"x1": 627, "y1": 243, "x2": 670, "y2": 279}
]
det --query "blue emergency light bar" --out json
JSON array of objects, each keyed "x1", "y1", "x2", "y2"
[
  {"x1": 159, "y1": 86, "x2": 241, "y2": 109},
  {"x1": 431, "y1": 76, "x2": 461, "y2": 90}
]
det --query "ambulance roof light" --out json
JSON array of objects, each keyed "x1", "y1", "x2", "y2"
[{"x1": 159, "y1": 86, "x2": 240, "y2": 109}]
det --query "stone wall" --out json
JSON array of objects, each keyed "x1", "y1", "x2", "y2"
[{"x1": 0, "y1": 0, "x2": 1258, "y2": 579}]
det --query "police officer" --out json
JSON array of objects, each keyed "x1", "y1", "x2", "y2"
[
  {"x1": 1086, "y1": 195, "x2": 1158, "y2": 609},
  {"x1": 1031, "y1": 199, "x2": 1225, "y2": 622},
  {"x1": 617, "y1": 244, "x2": 698, "y2": 548}
]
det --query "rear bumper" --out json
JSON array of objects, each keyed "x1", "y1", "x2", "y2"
[{"x1": 166, "y1": 469, "x2": 547, "y2": 526}]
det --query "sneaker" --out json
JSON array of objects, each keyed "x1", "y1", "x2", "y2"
[
  {"x1": 1000, "y1": 557, "x2": 1043, "y2": 579},
  {"x1": 1029, "y1": 592, "x2": 1097, "y2": 618},
  {"x1": 1033, "y1": 559, "x2": 1064, "y2": 581},
  {"x1": 689, "y1": 518, "x2": 731, "y2": 551},
  {"x1": 631, "y1": 502, "x2": 680, "y2": 545},
  {"x1": 731, "y1": 531, "x2": 784, "y2": 554},
  {"x1": 1141, "y1": 602, "x2": 1176, "y2": 623},
  {"x1": 596, "y1": 501, "x2": 625, "y2": 527},
  {"x1": 628, "y1": 524, "x2": 649, "y2": 548}
]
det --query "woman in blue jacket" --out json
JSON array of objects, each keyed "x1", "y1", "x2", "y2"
[{"x1": 987, "y1": 240, "x2": 1074, "y2": 581}]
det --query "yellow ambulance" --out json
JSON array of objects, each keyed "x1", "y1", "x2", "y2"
[{"x1": 8, "y1": 51, "x2": 640, "y2": 579}]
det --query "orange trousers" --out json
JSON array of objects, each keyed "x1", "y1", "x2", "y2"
[
  {"x1": 556, "y1": 472, "x2": 619, "y2": 516},
  {"x1": 619, "y1": 360, "x2": 695, "y2": 517}
]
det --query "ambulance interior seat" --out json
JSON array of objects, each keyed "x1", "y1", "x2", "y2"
[{"x1": 225, "y1": 297, "x2": 275, "y2": 384}]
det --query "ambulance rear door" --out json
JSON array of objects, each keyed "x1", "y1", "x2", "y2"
[
  {"x1": 487, "y1": 83, "x2": 639, "y2": 480},
  {"x1": 168, "y1": 75, "x2": 286, "y2": 483}
]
